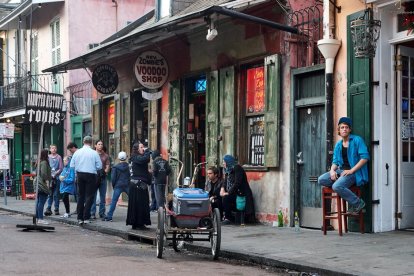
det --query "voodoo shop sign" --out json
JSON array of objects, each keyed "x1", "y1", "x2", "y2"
[
  {"x1": 92, "y1": 64, "x2": 119, "y2": 94},
  {"x1": 25, "y1": 91, "x2": 64, "y2": 126},
  {"x1": 134, "y1": 51, "x2": 169, "y2": 90}
]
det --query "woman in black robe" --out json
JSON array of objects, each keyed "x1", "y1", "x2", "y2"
[{"x1": 126, "y1": 142, "x2": 151, "y2": 230}]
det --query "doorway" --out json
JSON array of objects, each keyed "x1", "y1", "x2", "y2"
[
  {"x1": 184, "y1": 75, "x2": 206, "y2": 188},
  {"x1": 397, "y1": 45, "x2": 414, "y2": 229},
  {"x1": 293, "y1": 66, "x2": 325, "y2": 229}
]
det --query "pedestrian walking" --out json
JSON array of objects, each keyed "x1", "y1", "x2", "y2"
[
  {"x1": 126, "y1": 142, "x2": 151, "y2": 230},
  {"x1": 36, "y1": 149, "x2": 52, "y2": 225},
  {"x1": 318, "y1": 117, "x2": 370, "y2": 214},
  {"x1": 90, "y1": 140, "x2": 110, "y2": 219},
  {"x1": 45, "y1": 144, "x2": 63, "y2": 216},
  {"x1": 67, "y1": 142, "x2": 79, "y2": 206},
  {"x1": 70, "y1": 136, "x2": 102, "y2": 225},
  {"x1": 152, "y1": 150, "x2": 171, "y2": 210},
  {"x1": 59, "y1": 156, "x2": 75, "y2": 218},
  {"x1": 103, "y1": 151, "x2": 130, "y2": 222}
]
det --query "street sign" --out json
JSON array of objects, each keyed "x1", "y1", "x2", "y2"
[
  {"x1": 0, "y1": 154, "x2": 9, "y2": 170},
  {"x1": 24, "y1": 91, "x2": 65, "y2": 126},
  {"x1": 0, "y1": 123, "x2": 14, "y2": 139},
  {"x1": 0, "y1": 139, "x2": 8, "y2": 155}
]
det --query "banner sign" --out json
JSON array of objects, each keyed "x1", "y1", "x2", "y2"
[
  {"x1": 92, "y1": 64, "x2": 119, "y2": 94},
  {"x1": 25, "y1": 91, "x2": 64, "y2": 126},
  {"x1": 0, "y1": 123, "x2": 14, "y2": 139},
  {"x1": 134, "y1": 51, "x2": 169, "y2": 90}
]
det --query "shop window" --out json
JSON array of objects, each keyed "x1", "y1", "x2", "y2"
[{"x1": 246, "y1": 66, "x2": 265, "y2": 166}]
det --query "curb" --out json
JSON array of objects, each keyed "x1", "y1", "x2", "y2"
[{"x1": 1, "y1": 206, "x2": 357, "y2": 276}]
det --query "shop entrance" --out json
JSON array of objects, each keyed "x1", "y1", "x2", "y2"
[{"x1": 184, "y1": 76, "x2": 206, "y2": 188}]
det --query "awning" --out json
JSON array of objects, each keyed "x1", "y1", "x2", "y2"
[
  {"x1": 43, "y1": 0, "x2": 299, "y2": 74},
  {"x1": 0, "y1": 0, "x2": 64, "y2": 30}
]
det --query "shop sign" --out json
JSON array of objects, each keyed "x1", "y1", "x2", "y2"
[
  {"x1": 108, "y1": 101, "x2": 115, "y2": 133},
  {"x1": 134, "y1": 51, "x2": 169, "y2": 90},
  {"x1": 0, "y1": 154, "x2": 9, "y2": 170},
  {"x1": 0, "y1": 123, "x2": 14, "y2": 139},
  {"x1": 0, "y1": 139, "x2": 8, "y2": 154},
  {"x1": 24, "y1": 91, "x2": 64, "y2": 126},
  {"x1": 92, "y1": 64, "x2": 119, "y2": 94}
]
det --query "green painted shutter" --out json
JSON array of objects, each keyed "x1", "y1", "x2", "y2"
[
  {"x1": 219, "y1": 66, "x2": 235, "y2": 161},
  {"x1": 168, "y1": 80, "x2": 181, "y2": 190},
  {"x1": 92, "y1": 99, "x2": 101, "y2": 143},
  {"x1": 71, "y1": 115, "x2": 83, "y2": 148},
  {"x1": 347, "y1": 10, "x2": 371, "y2": 232},
  {"x1": 13, "y1": 131, "x2": 22, "y2": 177},
  {"x1": 206, "y1": 70, "x2": 219, "y2": 167},
  {"x1": 264, "y1": 54, "x2": 281, "y2": 167}
]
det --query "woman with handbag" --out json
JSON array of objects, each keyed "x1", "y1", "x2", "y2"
[
  {"x1": 36, "y1": 149, "x2": 52, "y2": 225},
  {"x1": 126, "y1": 142, "x2": 152, "y2": 230},
  {"x1": 220, "y1": 155, "x2": 256, "y2": 225}
]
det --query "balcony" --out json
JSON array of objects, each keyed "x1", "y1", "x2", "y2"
[{"x1": 0, "y1": 74, "x2": 64, "y2": 114}]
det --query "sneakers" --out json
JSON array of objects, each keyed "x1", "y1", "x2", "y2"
[
  {"x1": 61, "y1": 213, "x2": 70, "y2": 218},
  {"x1": 103, "y1": 217, "x2": 112, "y2": 222},
  {"x1": 37, "y1": 219, "x2": 49, "y2": 225},
  {"x1": 78, "y1": 220, "x2": 84, "y2": 225},
  {"x1": 83, "y1": 220, "x2": 92, "y2": 224},
  {"x1": 347, "y1": 205, "x2": 356, "y2": 214},
  {"x1": 54, "y1": 209, "x2": 60, "y2": 216},
  {"x1": 44, "y1": 208, "x2": 52, "y2": 216},
  {"x1": 352, "y1": 199, "x2": 366, "y2": 215}
]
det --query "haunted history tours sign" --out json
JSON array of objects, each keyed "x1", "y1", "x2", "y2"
[{"x1": 24, "y1": 91, "x2": 65, "y2": 126}]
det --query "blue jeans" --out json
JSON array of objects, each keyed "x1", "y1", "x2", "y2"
[
  {"x1": 36, "y1": 192, "x2": 48, "y2": 219},
  {"x1": 47, "y1": 179, "x2": 60, "y2": 211},
  {"x1": 318, "y1": 169, "x2": 359, "y2": 205},
  {"x1": 91, "y1": 177, "x2": 107, "y2": 217},
  {"x1": 154, "y1": 183, "x2": 166, "y2": 209},
  {"x1": 106, "y1": 186, "x2": 129, "y2": 219}
]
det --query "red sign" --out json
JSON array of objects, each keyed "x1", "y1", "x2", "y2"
[
  {"x1": 108, "y1": 101, "x2": 115, "y2": 133},
  {"x1": 134, "y1": 51, "x2": 169, "y2": 90}
]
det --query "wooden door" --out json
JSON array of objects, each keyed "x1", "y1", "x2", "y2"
[{"x1": 168, "y1": 80, "x2": 181, "y2": 190}]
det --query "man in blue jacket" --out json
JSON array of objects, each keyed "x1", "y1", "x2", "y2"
[
  {"x1": 318, "y1": 117, "x2": 370, "y2": 214},
  {"x1": 103, "y1": 151, "x2": 130, "y2": 222}
]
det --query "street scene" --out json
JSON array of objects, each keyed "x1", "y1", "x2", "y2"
[{"x1": 0, "y1": 0, "x2": 414, "y2": 275}]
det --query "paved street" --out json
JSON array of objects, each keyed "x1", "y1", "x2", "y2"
[
  {"x1": 1, "y1": 197, "x2": 414, "y2": 276},
  {"x1": 0, "y1": 210, "x2": 287, "y2": 276}
]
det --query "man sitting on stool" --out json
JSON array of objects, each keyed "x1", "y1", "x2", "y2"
[{"x1": 318, "y1": 117, "x2": 370, "y2": 214}]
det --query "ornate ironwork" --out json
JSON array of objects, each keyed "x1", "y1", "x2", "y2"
[{"x1": 350, "y1": 9, "x2": 381, "y2": 58}]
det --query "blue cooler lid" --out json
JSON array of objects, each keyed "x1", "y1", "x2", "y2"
[{"x1": 173, "y1": 188, "x2": 208, "y2": 199}]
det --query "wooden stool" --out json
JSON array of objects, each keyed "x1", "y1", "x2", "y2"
[
  {"x1": 322, "y1": 187, "x2": 343, "y2": 236},
  {"x1": 342, "y1": 186, "x2": 365, "y2": 234},
  {"x1": 322, "y1": 186, "x2": 365, "y2": 236}
]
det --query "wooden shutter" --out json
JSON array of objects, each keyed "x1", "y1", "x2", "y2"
[
  {"x1": 264, "y1": 54, "x2": 281, "y2": 167},
  {"x1": 347, "y1": 10, "x2": 371, "y2": 232},
  {"x1": 92, "y1": 99, "x2": 101, "y2": 143},
  {"x1": 206, "y1": 70, "x2": 219, "y2": 167},
  {"x1": 168, "y1": 80, "x2": 181, "y2": 190},
  {"x1": 219, "y1": 66, "x2": 235, "y2": 161},
  {"x1": 71, "y1": 115, "x2": 83, "y2": 149},
  {"x1": 114, "y1": 94, "x2": 121, "y2": 155},
  {"x1": 148, "y1": 100, "x2": 158, "y2": 150}
]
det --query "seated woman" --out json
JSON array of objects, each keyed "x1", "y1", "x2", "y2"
[{"x1": 220, "y1": 155, "x2": 255, "y2": 224}]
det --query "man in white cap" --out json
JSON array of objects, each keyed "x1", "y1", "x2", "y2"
[
  {"x1": 103, "y1": 151, "x2": 130, "y2": 221},
  {"x1": 70, "y1": 136, "x2": 102, "y2": 224}
]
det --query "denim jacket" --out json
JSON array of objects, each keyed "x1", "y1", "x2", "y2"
[{"x1": 332, "y1": 134, "x2": 370, "y2": 186}]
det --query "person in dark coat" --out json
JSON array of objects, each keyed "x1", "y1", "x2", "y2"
[
  {"x1": 152, "y1": 150, "x2": 171, "y2": 210},
  {"x1": 220, "y1": 155, "x2": 256, "y2": 224},
  {"x1": 126, "y1": 142, "x2": 152, "y2": 230},
  {"x1": 206, "y1": 166, "x2": 224, "y2": 219}
]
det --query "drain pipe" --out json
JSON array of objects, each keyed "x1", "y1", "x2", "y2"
[{"x1": 317, "y1": 0, "x2": 341, "y2": 169}]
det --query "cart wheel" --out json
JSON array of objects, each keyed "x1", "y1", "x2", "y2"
[
  {"x1": 211, "y1": 208, "x2": 221, "y2": 260},
  {"x1": 156, "y1": 207, "x2": 165, "y2": 258}
]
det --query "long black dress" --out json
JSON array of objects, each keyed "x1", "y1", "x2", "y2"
[{"x1": 126, "y1": 149, "x2": 151, "y2": 229}]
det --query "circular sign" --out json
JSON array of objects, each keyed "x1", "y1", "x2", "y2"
[
  {"x1": 134, "y1": 51, "x2": 169, "y2": 90},
  {"x1": 92, "y1": 64, "x2": 119, "y2": 94}
]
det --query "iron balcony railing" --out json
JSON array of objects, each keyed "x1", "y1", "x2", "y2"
[{"x1": 0, "y1": 74, "x2": 64, "y2": 113}]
